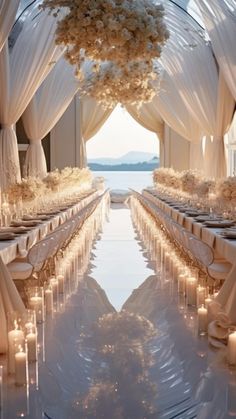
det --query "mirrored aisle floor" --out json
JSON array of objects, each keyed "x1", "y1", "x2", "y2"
[{"x1": 2, "y1": 203, "x2": 236, "y2": 418}]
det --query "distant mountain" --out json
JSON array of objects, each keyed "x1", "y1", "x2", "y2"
[{"x1": 88, "y1": 151, "x2": 158, "y2": 166}]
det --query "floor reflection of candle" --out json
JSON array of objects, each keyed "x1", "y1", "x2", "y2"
[
  {"x1": 198, "y1": 305, "x2": 208, "y2": 335},
  {"x1": 228, "y1": 332, "x2": 236, "y2": 366},
  {"x1": 15, "y1": 347, "x2": 28, "y2": 386}
]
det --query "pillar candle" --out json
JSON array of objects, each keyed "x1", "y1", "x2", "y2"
[
  {"x1": 228, "y1": 332, "x2": 236, "y2": 366},
  {"x1": 8, "y1": 329, "x2": 24, "y2": 374},
  {"x1": 186, "y1": 277, "x2": 197, "y2": 306},
  {"x1": 15, "y1": 347, "x2": 28, "y2": 386},
  {"x1": 198, "y1": 305, "x2": 208, "y2": 335},
  {"x1": 44, "y1": 289, "x2": 53, "y2": 314},
  {"x1": 26, "y1": 332, "x2": 37, "y2": 362}
]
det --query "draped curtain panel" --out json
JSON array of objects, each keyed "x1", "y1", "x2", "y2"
[
  {"x1": 126, "y1": 103, "x2": 163, "y2": 139},
  {"x1": 154, "y1": 71, "x2": 202, "y2": 145},
  {"x1": 0, "y1": 6, "x2": 63, "y2": 189},
  {"x1": 81, "y1": 96, "x2": 114, "y2": 142},
  {"x1": 22, "y1": 58, "x2": 79, "y2": 178},
  {"x1": 198, "y1": 0, "x2": 236, "y2": 101},
  {"x1": 204, "y1": 71, "x2": 235, "y2": 178},
  {"x1": 126, "y1": 102, "x2": 164, "y2": 166},
  {"x1": 0, "y1": 0, "x2": 19, "y2": 53}
]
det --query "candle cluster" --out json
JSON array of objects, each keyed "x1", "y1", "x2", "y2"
[
  {"x1": 130, "y1": 196, "x2": 221, "y2": 343},
  {"x1": 7, "y1": 310, "x2": 37, "y2": 387}
]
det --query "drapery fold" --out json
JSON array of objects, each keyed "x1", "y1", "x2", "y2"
[
  {"x1": 22, "y1": 58, "x2": 79, "y2": 178},
  {"x1": 0, "y1": 6, "x2": 63, "y2": 188},
  {"x1": 0, "y1": 0, "x2": 20, "y2": 53},
  {"x1": 204, "y1": 71, "x2": 235, "y2": 178},
  {"x1": 81, "y1": 96, "x2": 114, "y2": 142},
  {"x1": 197, "y1": 0, "x2": 236, "y2": 101}
]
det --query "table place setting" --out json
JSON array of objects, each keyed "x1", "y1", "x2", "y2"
[
  {"x1": 0, "y1": 232, "x2": 16, "y2": 241},
  {"x1": 203, "y1": 219, "x2": 235, "y2": 228}
]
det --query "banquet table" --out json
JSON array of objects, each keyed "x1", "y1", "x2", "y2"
[
  {"x1": 0, "y1": 189, "x2": 100, "y2": 353},
  {"x1": 0, "y1": 190, "x2": 99, "y2": 265},
  {"x1": 142, "y1": 189, "x2": 236, "y2": 325}
]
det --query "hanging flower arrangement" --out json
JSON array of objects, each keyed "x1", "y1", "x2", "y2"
[
  {"x1": 41, "y1": 0, "x2": 169, "y2": 107},
  {"x1": 78, "y1": 60, "x2": 161, "y2": 108}
]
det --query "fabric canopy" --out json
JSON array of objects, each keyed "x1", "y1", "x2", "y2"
[
  {"x1": 22, "y1": 58, "x2": 79, "y2": 178},
  {"x1": 197, "y1": 0, "x2": 236, "y2": 102}
]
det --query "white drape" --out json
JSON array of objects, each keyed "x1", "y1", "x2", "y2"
[
  {"x1": 126, "y1": 102, "x2": 163, "y2": 166},
  {"x1": 22, "y1": 58, "x2": 79, "y2": 178},
  {"x1": 126, "y1": 103, "x2": 163, "y2": 138},
  {"x1": 0, "y1": 0, "x2": 19, "y2": 53},
  {"x1": 0, "y1": 7, "x2": 63, "y2": 189},
  {"x1": 204, "y1": 71, "x2": 235, "y2": 178},
  {"x1": 154, "y1": 71, "x2": 202, "y2": 145},
  {"x1": 82, "y1": 96, "x2": 114, "y2": 141},
  {"x1": 197, "y1": 0, "x2": 236, "y2": 101}
]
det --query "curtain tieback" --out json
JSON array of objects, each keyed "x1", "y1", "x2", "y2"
[{"x1": 0, "y1": 124, "x2": 14, "y2": 129}]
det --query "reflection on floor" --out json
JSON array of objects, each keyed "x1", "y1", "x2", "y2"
[{"x1": 2, "y1": 203, "x2": 236, "y2": 418}]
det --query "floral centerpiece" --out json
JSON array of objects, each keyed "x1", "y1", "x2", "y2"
[
  {"x1": 217, "y1": 177, "x2": 236, "y2": 201},
  {"x1": 153, "y1": 168, "x2": 216, "y2": 199},
  {"x1": 41, "y1": 0, "x2": 169, "y2": 107},
  {"x1": 6, "y1": 168, "x2": 93, "y2": 203}
]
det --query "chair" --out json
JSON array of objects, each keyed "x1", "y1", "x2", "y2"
[
  {"x1": 7, "y1": 236, "x2": 56, "y2": 301},
  {"x1": 188, "y1": 235, "x2": 231, "y2": 283}
]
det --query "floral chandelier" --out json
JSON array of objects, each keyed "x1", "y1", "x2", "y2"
[{"x1": 41, "y1": 0, "x2": 169, "y2": 107}]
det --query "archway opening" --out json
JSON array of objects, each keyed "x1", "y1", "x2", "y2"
[{"x1": 86, "y1": 105, "x2": 160, "y2": 191}]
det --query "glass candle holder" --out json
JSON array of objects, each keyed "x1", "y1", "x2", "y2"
[
  {"x1": 14, "y1": 341, "x2": 28, "y2": 386},
  {"x1": 228, "y1": 331, "x2": 236, "y2": 366},
  {"x1": 27, "y1": 287, "x2": 44, "y2": 323},
  {"x1": 186, "y1": 276, "x2": 197, "y2": 306},
  {"x1": 7, "y1": 312, "x2": 25, "y2": 374},
  {"x1": 44, "y1": 284, "x2": 54, "y2": 315}
]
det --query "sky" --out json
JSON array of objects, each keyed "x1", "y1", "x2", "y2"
[{"x1": 86, "y1": 105, "x2": 160, "y2": 159}]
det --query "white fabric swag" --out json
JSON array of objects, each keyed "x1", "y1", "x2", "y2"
[
  {"x1": 126, "y1": 102, "x2": 164, "y2": 165},
  {"x1": 82, "y1": 96, "x2": 114, "y2": 142},
  {"x1": 126, "y1": 103, "x2": 163, "y2": 139},
  {"x1": 161, "y1": 43, "x2": 219, "y2": 136},
  {"x1": 0, "y1": 0, "x2": 19, "y2": 53},
  {"x1": 22, "y1": 58, "x2": 79, "y2": 178},
  {"x1": 204, "y1": 71, "x2": 235, "y2": 178},
  {"x1": 0, "y1": 7, "x2": 63, "y2": 189},
  {"x1": 198, "y1": 0, "x2": 236, "y2": 101}
]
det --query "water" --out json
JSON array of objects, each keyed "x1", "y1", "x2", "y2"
[{"x1": 92, "y1": 170, "x2": 153, "y2": 192}]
